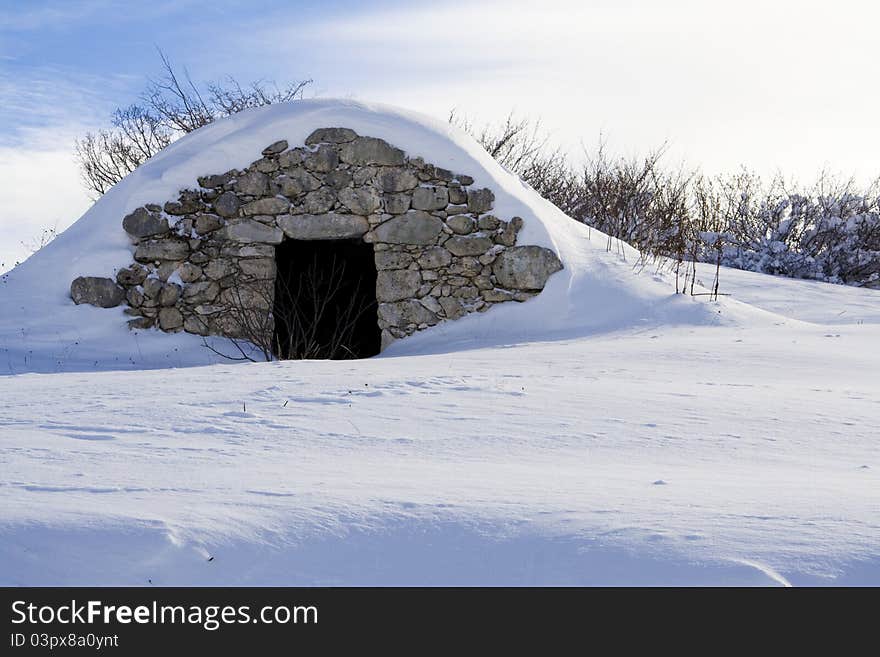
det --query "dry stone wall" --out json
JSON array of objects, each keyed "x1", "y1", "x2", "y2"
[{"x1": 70, "y1": 128, "x2": 563, "y2": 353}]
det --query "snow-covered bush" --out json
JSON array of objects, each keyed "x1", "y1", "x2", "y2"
[{"x1": 458, "y1": 113, "x2": 880, "y2": 289}]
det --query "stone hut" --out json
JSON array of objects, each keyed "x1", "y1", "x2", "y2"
[{"x1": 70, "y1": 128, "x2": 563, "y2": 359}]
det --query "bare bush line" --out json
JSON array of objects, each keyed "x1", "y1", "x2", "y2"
[
  {"x1": 75, "y1": 50, "x2": 312, "y2": 199},
  {"x1": 451, "y1": 113, "x2": 880, "y2": 290}
]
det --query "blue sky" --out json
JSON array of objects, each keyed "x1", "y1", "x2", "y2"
[{"x1": 1, "y1": 0, "x2": 878, "y2": 269}]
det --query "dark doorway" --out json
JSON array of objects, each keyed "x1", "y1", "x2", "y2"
[{"x1": 273, "y1": 239, "x2": 380, "y2": 360}]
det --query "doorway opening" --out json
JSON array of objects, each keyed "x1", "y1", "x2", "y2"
[{"x1": 273, "y1": 239, "x2": 380, "y2": 360}]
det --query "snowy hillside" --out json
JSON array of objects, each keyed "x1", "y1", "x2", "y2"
[
  {"x1": 0, "y1": 99, "x2": 757, "y2": 374},
  {"x1": 1, "y1": 100, "x2": 878, "y2": 585}
]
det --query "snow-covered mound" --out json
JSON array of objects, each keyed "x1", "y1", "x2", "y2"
[
  {"x1": 0, "y1": 99, "x2": 761, "y2": 374},
  {"x1": 3, "y1": 101, "x2": 880, "y2": 586}
]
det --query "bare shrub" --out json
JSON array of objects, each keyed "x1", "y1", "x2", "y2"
[
  {"x1": 205, "y1": 253, "x2": 377, "y2": 362},
  {"x1": 457, "y1": 111, "x2": 880, "y2": 290},
  {"x1": 76, "y1": 51, "x2": 312, "y2": 198}
]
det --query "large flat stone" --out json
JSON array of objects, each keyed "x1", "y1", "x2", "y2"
[
  {"x1": 492, "y1": 245, "x2": 563, "y2": 290},
  {"x1": 278, "y1": 213, "x2": 369, "y2": 240},
  {"x1": 305, "y1": 127, "x2": 359, "y2": 145},
  {"x1": 70, "y1": 277, "x2": 125, "y2": 308},
  {"x1": 223, "y1": 220, "x2": 284, "y2": 244},
  {"x1": 339, "y1": 137, "x2": 405, "y2": 166},
  {"x1": 372, "y1": 212, "x2": 443, "y2": 245},
  {"x1": 445, "y1": 235, "x2": 494, "y2": 256},
  {"x1": 134, "y1": 239, "x2": 190, "y2": 262},
  {"x1": 241, "y1": 197, "x2": 289, "y2": 216},
  {"x1": 376, "y1": 270, "x2": 421, "y2": 302},
  {"x1": 338, "y1": 187, "x2": 381, "y2": 215},
  {"x1": 122, "y1": 207, "x2": 169, "y2": 238}
]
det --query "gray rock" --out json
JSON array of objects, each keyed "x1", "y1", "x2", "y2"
[
  {"x1": 302, "y1": 188, "x2": 337, "y2": 214},
  {"x1": 411, "y1": 186, "x2": 449, "y2": 211},
  {"x1": 378, "y1": 299, "x2": 437, "y2": 326},
  {"x1": 178, "y1": 262, "x2": 203, "y2": 283},
  {"x1": 377, "y1": 168, "x2": 419, "y2": 193},
  {"x1": 276, "y1": 168, "x2": 322, "y2": 196},
  {"x1": 373, "y1": 211, "x2": 444, "y2": 245},
  {"x1": 467, "y1": 188, "x2": 495, "y2": 213},
  {"x1": 305, "y1": 127, "x2": 359, "y2": 145},
  {"x1": 134, "y1": 239, "x2": 190, "y2": 262},
  {"x1": 223, "y1": 220, "x2": 284, "y2": 244},
  {"x1": 198, "y1": 171, "x2": 236, "y2": 189},
  {"x1": 158, "y1": 307, "x2": 184, "y2": 330},
  {"x1": 376, "y1": 270, "x2": 421, "y2": 302},
  {"x1": 421, "y1": 164, "x2": 454, "y2": 182},
  {"x1": 219, "y1": 285, "x2": 272, "y2": 310},
  {"x1": 417, "y1": 247, "x2": 452, "y2": 269},
  {"x1": 497, "y1": 216, "x2": 524, "y2": 247},
  {"x1": 220, "y1": 244, "x2": 275, "y2": 258},
  {"x1": 444, "y1": 236, "x2": 494, "y2": 257},
  {"x1": 481, "y1": 289, "x2": 515, "y2": 302},
  {"x1": 457, "y1": 174, "x2": 474, "y2": 186},
  {"x1": 478, "y1": 215, "x2": 501, "y2": 230},
  {"x1": 448, "y1": 186, "x2": 467, "y2": 205},
  {"x1": 262, "y1": 139, "x2": 289, "y2": 156},
  {"x1": 352, "y1": 166, "x2": 377, "y2": 186},
  {"x1": 122, "y1": 207, "x2": 169, "y2": 238},
  {"x1": 380, "y1": 329, "x2": 397, "y2": 351},
  {"x1": 70, "y1": 277, "x2": 125, "y2": 308},
  {"x1": 384, "y1": 193, "x2": 411, "y2": 214},
  {"x1": 157, "y1": 260, "x2": 183, "y2": 282},
  {"x1": 239, "y1": 258, "x2": 276, "y2": 280},
  {"x1": 242, "y1": 197, "x2": 289, "y2": 216},
  {"x1": 492, "y1": 245, "x2": 563, "y2": 290},
  {"x1": 204, "y1": 259, "x2": 235, "y2": 280},
  {"x1": 338, "y1": 187, "x2": 381, "y2": 214},
  {"x1": 163, "y1": 192, "x2": 203, "y2": 216},
  {"x1": 278, "y1": 213, "x2": 369, "y2": 240},
  {"x1": 339, "y1": 137, "x2": 405, "y2": 166},
  {"x1": 453, "y1": 286, "x2": 479, "y2": 299},
  {"x1": 473, "y1": 276, "x2": 493, "y2": 290},
  {"x1": 253, "y1": 157, "x2": 279, "y2": 173},
  {"x1": 450, "y1": 256, "x2": 482, "y2": 276},
  {"x1": 194, "y1": 304, "x2": 224, "y2": 315},
  {"x1": 235, "y1": 171, "x2": 269, "y2": 196},
  {"x1": 158, "y1": 283, "x2": 181, "y2": 306},
  {"x1": 142, "y1": 277, "x2": 164, "y2": 299},
  {"x1": 325, "y1": 170, "x2": 353, "y2": 190},
  {"x1": 438, "y1": 296, "x2": 465, "y2": 319},
  {"x1": 183, "y1": 315, "x2": 210, "y2": 336},
  {"x1": 116, "y1": 265, "x2": 147, "y2": 286},
  {"x1": 304, "y1": 145, "x2": 339, "y2": 173},
  {"x1": 183, "y1": 281, "x2": 220, "y2": 304},
  {"x1": 278, "y1": 148, "x2": 305, "y2": 168},
  {"x1": 418, "y1": 296, "x2": 442, "y2": 314},
  {"x1": 126, "y1": 287, "x2": 144, "y2": 308},
  {"x1": 446, "y1": 215, "x2": 474, "y2": 235},
  {"x1": 194, "y1": 213, "x2": 224, "y2": 234},
  {"x1": 213, "y1": 191, "x2": 241, "y2": 218},
  {"x1": 374, "y1": 250, "x2": 413, "y2": 270}
]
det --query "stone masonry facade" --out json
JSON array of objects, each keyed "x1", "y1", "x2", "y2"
[{"x1": 70, "y1": 127, "x2": 563, "y2": 354}]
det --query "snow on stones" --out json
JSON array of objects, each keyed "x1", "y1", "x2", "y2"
[{"x1": 68, "y1": 128, "x2": 564, "y2": 351}]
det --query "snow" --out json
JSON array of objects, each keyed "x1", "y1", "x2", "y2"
[
  {"x1": 0, "y1": 98, "x2": 748, "y2": 374},
  {"x1": 1, "y1": 100, "x2": 879, "y2": 585}
]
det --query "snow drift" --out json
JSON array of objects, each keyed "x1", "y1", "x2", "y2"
[{"x1": 0, "y1": 99, "x2": 758, "y2": 374}]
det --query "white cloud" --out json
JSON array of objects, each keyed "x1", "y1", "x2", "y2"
[
  {"x1": 242, "y1": 0, "x2": 880, "y2": 181},
  {"x1": 0, "y1": 125, "x2": 92, "y2": 273}
]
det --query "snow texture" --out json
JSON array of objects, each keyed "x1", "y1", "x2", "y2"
[{"x1": 1, "y1": 100, "x2": 879, "y2": 585}]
